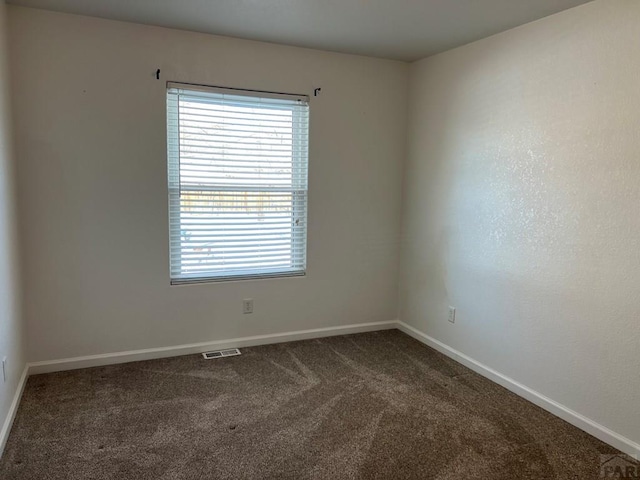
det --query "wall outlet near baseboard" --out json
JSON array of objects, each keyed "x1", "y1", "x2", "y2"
[
  {"x1": 242, "y1": 298, "x2": 254, "y2": 314},
  {"x1": 448, "y1": 306, "x2": 456, "y2": 324}
]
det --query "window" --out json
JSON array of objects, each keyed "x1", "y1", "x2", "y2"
[{"x1": 167, "y1": 83, "x2": 309, "y2": 284}]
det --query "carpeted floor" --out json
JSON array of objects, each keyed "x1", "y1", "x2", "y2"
[{"x1": 0, "y1": 330, "x2": 635, "y2": 479}]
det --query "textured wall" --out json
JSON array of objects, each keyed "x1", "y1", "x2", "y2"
[
  {"x1": 9, "y1": 7, "x2": 408, "y2": 362},
  {"x1": 400, "y1": 0, "x2": 640, "y2": 447},
  {"x1": 0, "y1": 0, "x2": 25, "y2": 453}
]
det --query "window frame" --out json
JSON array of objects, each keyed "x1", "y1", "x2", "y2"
[{"x1": 167, "y1": 82, "x2": 309, "y2": 285}]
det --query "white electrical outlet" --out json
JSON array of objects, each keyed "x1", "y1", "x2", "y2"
[
  {"x1": 2, "y1": 356, "x2": 6, "y2": 383},
  {"x1": 448, "y1": 306, "x2": 456, "y2": 324},
  {"x1": 242, "y1": 298, "x2": 254, "y2": 314}
]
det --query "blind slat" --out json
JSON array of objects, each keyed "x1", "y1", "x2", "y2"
[
  {"x1": 175, "y1": 125, "x2": 306, "y2": 139},
  {"x1": 177, "y1": 186, "x2": 306, "y2": 193},
  {"x1": 170, "y1": 232, "x2": 304, "y2": 239}
]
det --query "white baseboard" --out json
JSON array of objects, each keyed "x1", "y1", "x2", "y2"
[
  {"x1": 28, "y1": 320, "x2": 398, "y2": 375},
  {"x1": 0, "y1": 364, "x2": 29, "y2": 459},
  {"x1": 397, "y1": 321, "x2": 640, "y2": 458}
]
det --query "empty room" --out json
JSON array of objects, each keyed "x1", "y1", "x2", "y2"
[{"x1": 0, "y1": 0, "x2": 639, "y2": 478}]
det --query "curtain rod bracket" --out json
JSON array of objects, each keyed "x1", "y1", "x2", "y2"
[{"x1": 314, "y1": 87, "x2": 321, "y2": 97}]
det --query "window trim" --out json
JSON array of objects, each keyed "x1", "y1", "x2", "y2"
[{"x1": 167, "y1": 82, "x2": 309, "y2": 285}]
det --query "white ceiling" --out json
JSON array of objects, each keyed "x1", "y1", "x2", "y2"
[{"x1": 8, "y1": 0, "x2": 593, "y2": 61}]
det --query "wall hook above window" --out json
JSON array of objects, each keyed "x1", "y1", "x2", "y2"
[
  {"x1": 156, "y1": 69, "x2": 161, "y2": 80},
  {"x1": 314, "y1": 87, "x2": 322, "y2": 97}
]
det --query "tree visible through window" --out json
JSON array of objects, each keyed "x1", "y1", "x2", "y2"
[{"x1": 167, "y1": 83, "x2": 309, "y2": 283}]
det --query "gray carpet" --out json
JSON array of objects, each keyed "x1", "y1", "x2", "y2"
[{"x1": 0, "y1": 330, "x2": 635, "y2": 479}]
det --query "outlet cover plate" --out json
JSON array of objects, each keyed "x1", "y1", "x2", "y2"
[{"x1": 243, "y1": 298, "x2": 254, "y2": 314}]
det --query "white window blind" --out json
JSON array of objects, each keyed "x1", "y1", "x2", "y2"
[{"x1": 167, "y1": 83, "x2": 309, "y2": 284}]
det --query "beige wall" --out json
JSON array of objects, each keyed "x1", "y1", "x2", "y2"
[
  {"x1": 0, "y1": 0, "x2": 24, "y2": 453},
  {"x1": 400, "y1": 0, "x2": 640, "y2": 448},
  {"x1": 8, "y1": 7, "x2": 408, "y2": 362}
]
